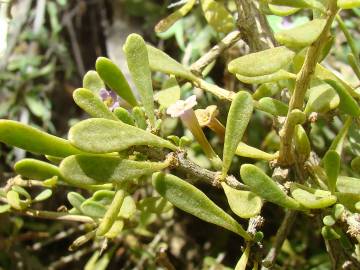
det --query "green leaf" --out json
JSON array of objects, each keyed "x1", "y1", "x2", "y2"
[
  {"x1": 0, "y1": 204, "x2": 10, "y2": 214},
  {"x1": 104, "y1": 220, "x2": 124, "y2": 239},
  {"x1": 73, "y1": 88, "x2": 118, "y2": 120},
  {"x1": 293, "y1": 124, "x2": 310, "y2": 162},
  {"x1": 7, "y1": 190, "x2": 28, "y2": 210},
  {"x1": 14, "y1": 159, "x2": 62, "y2": 180},
  {"x1": 257, "y1": 97, "x2": 288, "y2": 116},
  {"x1": 324, "y1": 80, "x2": 360, "y2": 117},
  {"x1": 200, "y1": 0, "x2": 235, "y2": 33},
  {"x1": 268, "y1": 4, "x2": 300, "y2": 16},
  {"x1": 60, "y1": 154, "x2": 169, "y2": 186},
  {"x1": 222, "y1": 91, "x2": 253, "y2": 177},
  {"x1": 235, "y1": 70, "x2": 296, "y2": 84},
  {"x1": 113, "y1": 107, "x2": 135, "y2": 125},
  {"x1": 67, "y1": 192, "x2": 86, "y2": 211},
  {"x1": 154, "y1": 77, "x2": 181, "y2": 108},
  {"x1": 221, "y1": 182, "x2": 262, "y2": 219},
  {"x1": 290, "y1": 187, "x2": 337, "y2": 209},
  {"x1": 335, "y1": 192, "x2": 360, "y2": 212},
  {"x1": 33, "y1": 189, "x2": 52, "y2": 202},
  {"x1": 275, "y1": 19, "x2": 326, "y2": 48},
  {"x1": 83, "y1": 70, "x2": 105, "y2": 95},
  {"x1": 124, "y1": 34, "x2": 156, "y2": 127},
  {"x1": 0, "y1": 120, "x2": 83, "y2": 157},
  {"x1": 337, "y1": 0, "x2": 360, "y2": 9},
  {"x1": 137, "y1": 197, "x2": 173, "y2": 214},
  {"x1": 12, "y1": 185, "x2": 31, "y2": 200},
  {"x1": 132, "y1": 106, "x2": 147, "y2": 130},
  {"x1": 81, "y1": 200, "x2": 107, "y2": 218},
  {"x1": 240, "y1": 164, "x2": 301, "y2": 209},
  {"x1": 337, "y1": 176, "x2": 360, "y2": 194},
  {"x1": 351, "y1": 156, "x2": 360, "y2": 173},
  {"x1": 95, "y1": 57, "x2": 138, "y2": 107},
  {"x1": 228, "y1": 46, "x2": 295, "y2": 77},
  {"x1": 69, "y1": 118, "x2": 176, "y2": 153},
  {"x1": 92, "y1": 190, "x2": 115, "y2": 205},
  {"x1": 267, "y1": 0, "x2": 323, "y2": 9},
  {"x1": 323, "y1": 215, "x2": 336, "y2": 226},
  {"x1": 321, "y1": 226, "x2": 340, "y2": 240},
  {"x1": 97, "y1": 189, "x2": 125, "y2": 236},
  {"x1": 304, "y1": 84, "x2": 340, "y2": 115},
  {"x1": 152, "y1": 172, "x2": 251, "y2": 240},
  {"x1": 146, "y1": 44, "x2": 197, "y2": 81},
  {"x1": 252, "y1": 83, "x2": 281, "y2": 100},
  {"x1": 323, "y1": 150, "x2": 340, "y2": 193},
  {"x1": 235, "y1": 142, "x2": 276, "y2": 161},
  {"x1": 118, "y1": 195, "x2": 136, "y2": 219},
  {"x1": 155, "y1": 0, "x2": 196, "y2": 33}
]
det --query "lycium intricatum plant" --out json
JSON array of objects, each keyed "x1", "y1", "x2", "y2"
[{"x1": 1, "y1": 0, "x2": 360, "y2": 268}]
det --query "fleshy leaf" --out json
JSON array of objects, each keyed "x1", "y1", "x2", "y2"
[
  {"x1": 257, "y1": 97, "x2": 288, "y2": 116},
  {"x1": 324, "y1": 79, "x2": 360, "y2": 117},
  {"x1": 95, "y1": 57, "x2": 138, "y2": 107},
  {"x1": 222, "y1": 182, "x2": 262, "y2": 219},
  {"x1": 290, "y1": 187, "x2": 337, "y2": 209},
  {"x1": 293, "y1": 125, "x2": 310, "y2": 162},
  {"x1": 240, "y1": 164, "x2": 301, "y2": 209},
  {"x1": 113, "y1": 107, "x2": 135, "y2": 125},
  {"x1": 81, "y1": 200, "x2": 107, "y2": 218},
  {"x1": 155, "y1": 77, "x2": 181, "y2": 108},
  {"x1": 304, "y1": 84, "x2": 339, "y2": 115},
  {"x1": 97, "y1": 189, "x2": 125, "y2": 236},
  {"x1": 252, "y1": 83, "x2": 281, "y2": 100},
  {"x1": 124, "y1": 34, "x2": 156, "y2": 127},
  {"x1": 200, "y1": 0, "x2": 235, "y2": 33},
  {"x1": 268, "y1": 4, "x2": 300, "y2": 16},
  {"x1": 118, "y1": 195, "x2": 136, "y2": 219},
  {"x1": 69, "y1": 118, "x2": 177, "y2": 153},
  {"x1": 0, "y1": 120, "x2": 82, "y2": 157},
  {"x1": 14, "y1": 159, "x2": 62, "y2": 180},
  {"x1": 0, "y1": 204, "x2": 10, "y2": 214},
  {"x1": 104, "y1": 220, "x2": 124, "y2": 239},
  {"x1": 228, "y1": 46, "x2": 295, "y2": 77},
  {"x1": 33, "y1": 189, "x2": 52, "y2": 202},
  {"x1": 337, "y1": 0, "x2": 360, "y2": 9},
  {"x1": 67, "y1": 192, "x2": 86, "y2": 212},
  {"x1": 83, "y1": 70, "x2": 104, "y2": 94},
  {"x1": 73, "y1": 88, "x2": 118, "y2": 120},
  {"x1": 337, "y1": 176, "x2": 360, "y2": 194},
  {"x1": 155, "y1": 0, "x2": 196, "y2": 33},
  {"x1": 7, "y1": 190, "x2": 28, "y2": 210},
  {"x1": 146, "y1": 44, "x2": 197, "y2": 81},
  {"x1": 152, "y1": 172, "x2": 251, "y2": 240},
  {"x1": 235, "y1": 70, "x2": 296, "y2": 84},
  {"x1": 323, "y1": 150, "x2": 340, "y2": 193},
  {"x1": 92, "y1": 190, "x2": 115, "y2": 205},
  {"x1": 275, "y1": 19, "x2": 326, "y2": 48},
  {"x1": 137, "y1": 197, "x2": 173, "y2": 214},
  {"x1": 132, "y1": 106, "x2": 147, "y2": 130},
  {"x1": 60, "y1": 154, "x2": 170, "y2": 186},
  {"x1": 222, "y1": 91, "x2": 253, "y2": 177},
  {"x1": 235, "y1": 142, "x2": 276, "y2": 161},
  {"x1": 335, "y1": 192, "x2": 360, "y2": 212}
]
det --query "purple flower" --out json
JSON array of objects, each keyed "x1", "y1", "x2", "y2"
[{"x1": 99, "y1": 88, "x2": 120, "y2": 111}]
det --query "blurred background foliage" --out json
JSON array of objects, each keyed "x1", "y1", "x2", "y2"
[{"x1": 0, "y1": 0, "x2": 359, "y2": 269}]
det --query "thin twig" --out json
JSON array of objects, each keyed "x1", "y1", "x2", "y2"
[{"x1": 15, "y1": 209, "x2": 94, "y2": 223}]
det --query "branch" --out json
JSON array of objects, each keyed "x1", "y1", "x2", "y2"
[
  {"x1": 278, "y1": 2, "x2": 338, "y2": 165},
  {"x1": 15, "y1": 209, "x2": 95, "y2": 223}
]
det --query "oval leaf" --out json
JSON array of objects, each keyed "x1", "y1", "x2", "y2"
[
  {"x1": 304, "y1": 84, "x2": 339, "y2": 115},
  {"x1": 83, "y1": 70, "x2": 105, "y2": 94},
  {"x1": 323, "y1": 150, "x2": 340, "y2": 193},
  {"x1": 200, "y1": 0, "x2": 235, "y2": 33},
  {"x1": 291, "y1": 187, "x2": 337, "y2": 209},
  {"x1": 14, "y1": 159, "x2": 62, "y2": 180},
  {"x1": 152, "y1": 172, "x2": 251, "y2": 240},
  {"x1": 257, "y1": 97, "x2": 288, "y2": 116}
]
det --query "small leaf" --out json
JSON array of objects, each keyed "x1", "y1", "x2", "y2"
[
  {"x1": 200, "y1": 0, "x2": 235, "y2": 33},
  {"x1": 83, "y1": 70, "x2": 105, "y2": 94},
  {"x1": 267, "y1": 0, "x2": 323, "y2": 9},
  {"x1": 0, "y1": 204, "x2": 11, "y2": 214},
  {"x1": 335, "y1": 192, "x2": 360, "y2": 212},
  {"x1": 222, "y1": 182, "x2": 262, "y2": 219},
  {"x1": 7, "y1": 190, "x2": 28, "y2": 210},
  {"x1": 14, "y1": 159, "x2": 61, "y2": 180},
  {"x1": 146, "y1": 44, "x2": 197, "y2": 81},
  {"x1": 268, "y1": 4, "x2": 300, "y2": 16},
  {"x1": 132, "y1": 106, "x2": 147, "y2": 130},
  {"x1": 113, "y1": 107, "x2": 135, "y2": 125},
  {"x1": 33, "y1": 189, "x2": 52, "y2": 202},
  {"x1": 252, "y1": 83, "x2": 281, "y2": 100},
  {"x1": 293, "y1": 125, "x2": 310, "y2": 162},
  {"x1": 118, "y1": 195, "x2": 136, "y2": 219},
  {"x1": 92, "y1": 190, "x2": 115, "y2": 205},
  {"x1": 137, "y1": 197, "x2": 173, "y2": 214},
  {"x1": 235, "y1": 70, "x2": 296, "y2": 84},
  {"x1": 337, "y1": 176, "x2": 360, "y2": 194},
  {"x1": 321, "y1": 226, "x2": 340, "y2": 240},
  {"x1": 97, "y1": 189, "x2": 125, "y2": 236},
  {"x1": 257, "y1": 97, "x2": 288, "y2": 116},
  {"x1": 124, "y1": 34, "x2": 156, "y2": 127},
  {"x1": 222, "y1": 91, "x2": 253, "y2": 177},
  {"x1": 12, "y1": 186, "x2": 31, "y2": 200},
  {"x1": 155, "y1": 0, "x2": 196, "y2": 33},
  {"x1": 304, "y1": 84, "x2": 340, "y2": 115},
  {"x1": 154, "y1": 77, "x2": 181, "y2": 108},
  {"x1": 104, "y1": 220, "x2": 124, "y2": 239},
  {"x1": 235, "y1": 142, "x2": 276, "y2": 161},
  {"x1": 275, "y1": 19, "x2": 326, "y2": 48},
  {"x1": 351, "y1": 156, "x2": 360, "y2": 173},
  {"x1": 290, "y1": 187, "x2": 337, "y2": 209},
  {"x1": 325, "y1": 79, "x2": 360, "y2": 117},
  {"x1": 60, "y1": 154, "x2": 169, "y2": 186},
  {"x1": 323, "y1": 215, "x2": 336, "y2": 226},
  {"x1": 67, "y1": 192, "x2": 86, "y2": 211},
  {"x1": 95, "y1": 57, "x2": 138, "y2": 107},
  {"x1": 323, "y1": 150, "x2": 340, "y2": 193},
  {"x1": 337, "y1": 0, "x2": 360, "y2": 9},
  {"x1": 0, "y1": 120, "x2": 82, "y2": 157},
  {"x1": 228, "y1": 46, "x2": 295, "y2": 77},
  {"x1": 152, "y1": 172, "x2": 251, "y2": 240},
  {"x1": 240, "y1": 164, "x2": 301, "y2": 209},
  {"x1": 73, "y1": 88, "x2": 118, "y2": 120},
  {"x1": 81, "y1": 200, "x2": 107, "y2": 218},
  {"x1": 69, "y1": 118, "x2": 176, "y2": 153}
]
